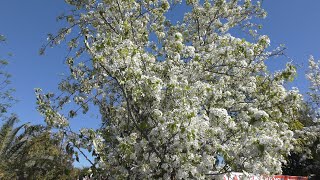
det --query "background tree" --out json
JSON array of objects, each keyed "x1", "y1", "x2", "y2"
[
  {"x1": 37, "y1": 0, "x2": 305, "y2": 178},
  {"x1": 5, "y1": 125, "x2": 79, "y2": 179},
  {"x1": 0, "y1": 34, "x2": 15, "y2": 119},
  {"x1": 0, "y1": 122, "x2": 80, "y2": 179},
  {"x1": 0, "y1": 33, "x2": 24, "y2": 177},
  {"x1": 0, "y1": 116, "x2": 28, "y2": 178}
]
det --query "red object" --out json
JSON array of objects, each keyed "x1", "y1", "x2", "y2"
[
  {"x1": 272, "y1": 175, "x2": 308, "y2": 180},
  {"x1": 216, "y1": 173, "x2": 308, "y2": 180}
]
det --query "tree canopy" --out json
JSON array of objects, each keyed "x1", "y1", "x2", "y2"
[
  {"x1": 34, "y1": 0, "x2": 317, "y2": 179},
  {"x1": 0, "y1": 0, "x2": 319, "y2": 179}
]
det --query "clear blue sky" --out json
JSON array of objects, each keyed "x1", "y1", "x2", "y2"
[
  {"x1": 1, "y1": 0, "x2": 320, "y2": 166},
  {"x1": 261, "y1": 1, "x2": 320, "y2": 94}
]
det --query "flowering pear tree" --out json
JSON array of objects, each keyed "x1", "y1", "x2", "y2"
[{"x1": 37, "y1": 0, "x2": 304, "y2": 178}]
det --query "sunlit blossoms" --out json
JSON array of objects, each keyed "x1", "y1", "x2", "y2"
[
  {"x1": 36, "y1": 0, "x2": 304, "y2": 179},
  {"x1": 303, "y1": 56, "x2": 320, "y2": 151}
]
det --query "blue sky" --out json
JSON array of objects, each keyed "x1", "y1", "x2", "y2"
[
  {"x1": 1, "y1": 0, "x2": 320, "y2": 167},
  {"x1": 261, "y1": 1, "x2": 320, "y2": 94}
]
